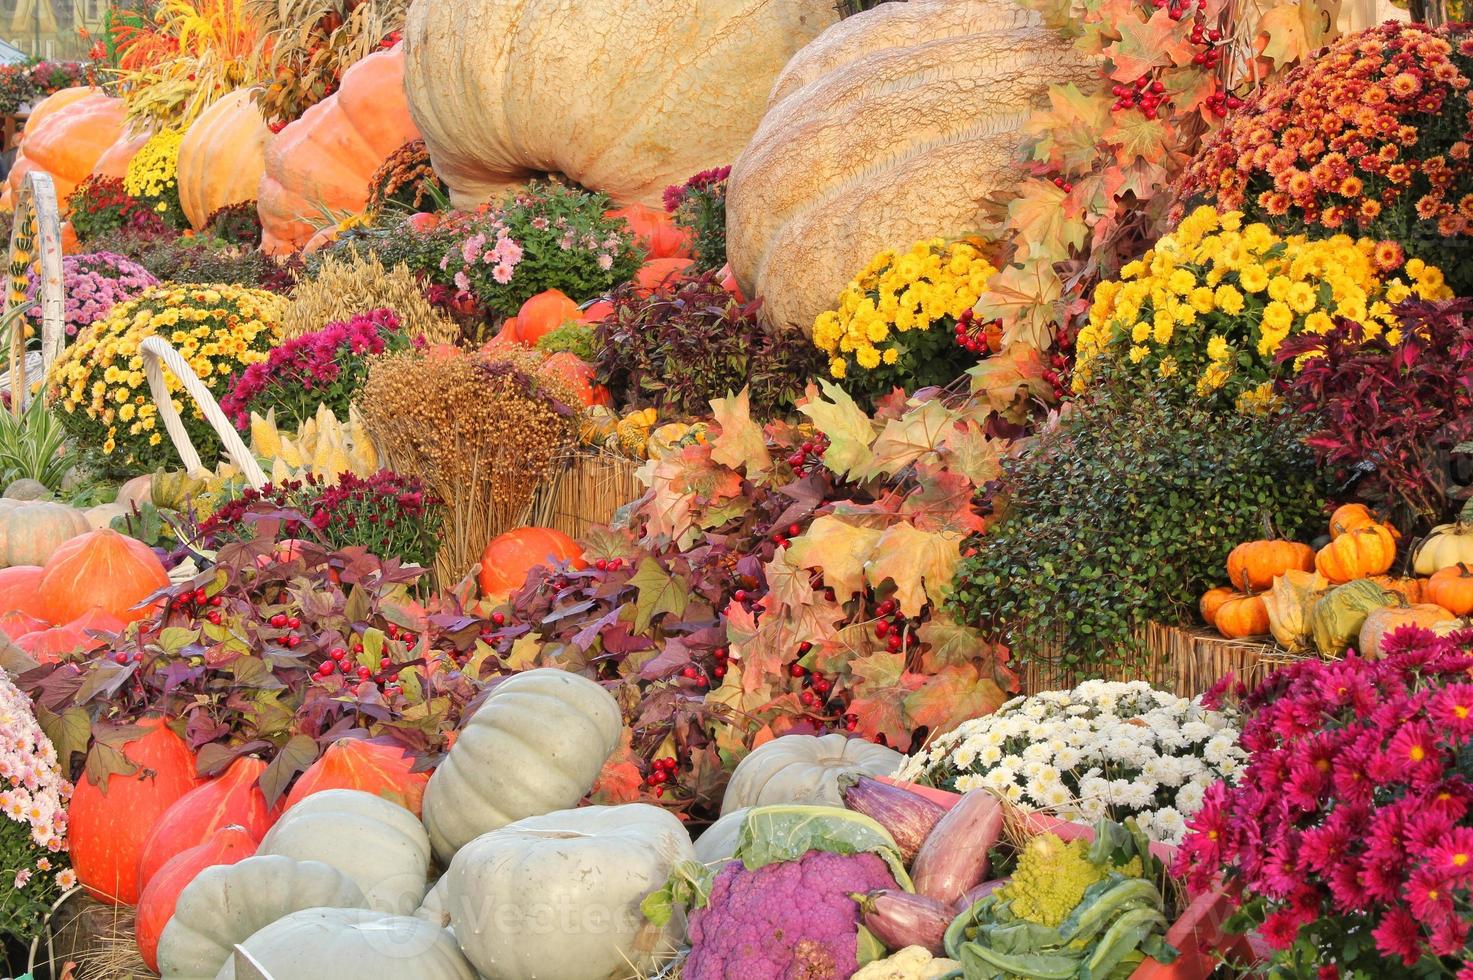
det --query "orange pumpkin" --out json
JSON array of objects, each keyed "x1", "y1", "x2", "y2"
[
  {"x1": 1358, "y1": 602, "x2": 1457, "y2": 659},
  {"x1": 541, "y1": 351, "x2": 601, "y2": 407},
  {"x1": 283, "y1": 738, "x2": 431, "y2": 817},
  {"x1": 259, "y1": 45, "x2": 421, "y2": 254},
  {"x1": 302, "y1": 223, "x2": 341, "y2": 254},
  {"x1": 5, "y1": 91, "x2": 126, "y2": 211},
  {"x1": 37, "y1": 528, "x2": 170, "y2": 625},
  {"x1": 579, "y1": 300, "x2": 614, "y2": 325},
  {"x1": 478, "y1": 526, "x2": 586, "y2": 598},
  {"x1": 90, "y1": 130, "x2": 149, "y2": 180},
  {"x1": 177, "y1": 88, "x2": 272, "y2": 230},
  {"x1": 58, "y1": 220, "x2": 79, "y2": 254},
  {"x1": 1215, "y1": 592, "x2": 1271, "y2": 639},
  {"x1": 1226, "y1": 539, "x2": 1315, "y2": 593},
  {"x1": 605, "y1": 203, "x2": 691, "y2": 259},
  {"x1": 0, "y1": 610, "x2": 47, "y2": 641},
  {"x1": 1427, "y1": 564, "x2": 1473, "y2": 616},
  {"x1": 1315, "y1": 524, "x2": 1397, "y2": 584},
  {"x1": 634, "y1": 257, "x2": 693, "y2": 295},
  {"x1": 1199, "y1": 586, "x2": 1234, "y2": 627},
  {"x1": 1329, "y1": 502, "x2": 1400, "y2": 540},
  {"x1": 407, "y1": 211, "x2": 440, "y2": 233},
  {"x1": 15, "y1": 608, "x2": 125, "y2": 663},
  {"x1": 68, "y1": 717, "x2": 201, "y2": 904},
  {"x1": 1368, "y1": 575, "x2": 1424, "y2": 605},
  {"x1": 0, "y1": 565, "x2": 48, "y2": 620},
  {"x1": 134, "y1": 826, "x2": 257, "y2": 972},
  {"x1": 718, "y1": 262, "x2": 747, "y2": 303},
  {"x1": 516, "y1": 289, "x2": 581, "y2": 346},
  {"x1": 137, "y1": 756, "x2": 274, "y2": 891}
]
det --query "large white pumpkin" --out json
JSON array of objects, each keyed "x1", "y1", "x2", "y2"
[
  {"x1": 422, "y1": 668, "x2": 622, "y2": 863},
  {"x1": 692, "y1": 807, "x2": 748, "y2": 866},
  {"x1": 216, "y1": 907, "x2": 476, "y2": 980},
  {"x1": 444, "y1": 804, "x2": 695, "y2": 980},
  {"x1": 720, "y1": 733, "x2": 904, "y2": 815},
  {"x1": 401, "y1": 0, "x2": 837, "y2": 209},
  {"x1": 257, "y1": 789, "x2": 431, "y2": 914},
  {"x1": 157, "y1": 855, "x2": 366, "y2": 980}
]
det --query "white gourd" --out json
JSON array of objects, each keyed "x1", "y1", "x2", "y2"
[
  {"x1": 719, "y1": 732, "x2": 904, "y2": 815},
  {"x1": 214, "y1": 907, "x2": 476, "y2": 980}
]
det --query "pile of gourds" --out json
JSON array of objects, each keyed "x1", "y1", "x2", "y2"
[{"x1": 1199, "y1": 503, "x2": 1473, "y2": 658}]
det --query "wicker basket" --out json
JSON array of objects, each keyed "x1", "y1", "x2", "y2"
[{"x1": 522, "y1": 450, "x2": 645, "y2": 539}]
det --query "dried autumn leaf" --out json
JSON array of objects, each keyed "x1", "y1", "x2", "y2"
[
  {"x1": 847, "y1": 651, "x2": 911, "y2": 747},
  {"x1": 904, "y1": 665, "x2": 1007, "y2": 737},
  {"x1": 799, "y1": 381, "x2": 876, "y2": 479},
  {"x1": 629, "y1": 558, "x2": 691, "y2": 634},
  {"x1": 1026, "y1": 84, "x2": 1112, "y2": 173},
  {"x1": 1104, "y1": 111, "x2": 1172, "y2": 170},
  {"x1": 868, "y1": 523, "x2": 965, "y2": 618},
  {"x1": 864, "y1": 399, "x2": 957, "y2": 478},
  {"x1": 1003, "y1": 180, "x2": 1090, "y2": 266},
  {"x1": 1255, "y1": 4, "x2": 1312, "y2": 69},
  {"x1": 786, "y1": 515, "x2": 882, "y2": 599},
  {"x1": 940, "y1": 420, "x2": 1003, "y2": 487},
  {"x1": 709, "y1": 387, "x2": 772, "y2": 475},
  {"x1": 1106, "y1": 8, "x2": 1197, "y2": 80},
  {"x1": 968, "y1": 343, "x2": 1051, "y2": 412},
  {"x1": 974, "y1": 258, "x2": 1064, "y2": 351}
]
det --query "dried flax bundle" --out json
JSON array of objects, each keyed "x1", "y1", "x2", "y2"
[
  {"x1": 285, "y1": 251, "x2": 459, "y2": 343},
  {"x1": 359, "y1": 346, "x2": 580, "y2": 585}
]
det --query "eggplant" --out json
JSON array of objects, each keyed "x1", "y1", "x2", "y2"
[
  {"x1": 840, "y1": 775, "x2": 947, "y2": 863},
  {"x1": 955, "y1": 878, "x2": 1009, "y2": 911},
  {"x1": 851, "y1": 889, "x2": 953, "y2": 955},
  {"x1": 910, "y1": 789, "x2": 1004, "y2": 905}
]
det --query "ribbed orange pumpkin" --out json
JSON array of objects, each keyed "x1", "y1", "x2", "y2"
[
  {"x1": 1329, "y1": 502, "x2": 1400, "y2": 540},
  {"x1": 478, "y1": 526, "x2": 586, "y2": 598},
  {"x1": 1199, "y1": 586, "x2": 1235, "y2": 627},
  {"x1": 0, "y1": 565, "x2": 48, "y2": 620},
  {"x1": 516, "y1": 289, "x2": 581, "y2": 346},
  {"x1": 1315, "y1": 524, "x2": 1398, "y2": 584},
  {"x1": 1368, "y1": 575, "x2": 1424, "y2": 605},
  {"x1": 1226, "y1": 539, "x2": 1315, "y2": 593},
  {"x1": 634, "y1": 257, "x2": 693, "y2": 296},
  {"x1": 258, "y1": 45, "x2": 421, "y2": 254},
  {"x1": 1359, "y1": 602, "x2": 1457, "y2": 659},
  {"x1": 37, "y1": 529, "x2": 169, "y2": 625},
  {"x1": 541, "y1": 352, "x2": 603, "y2": 408},
  {"x1": 178, "y1": 89, "x2": 272, "y2": 230},
  {"x1": 606, "y1": 203, "x2": 691, "y2": 260},
  {"x1": 15, "y1": 608, "x2": 125, "y2": 663},
  {"x1": 4, "y1": 91, "x2": 126, "y2": 210},
  {"x1": 283, "y1": 738, "x2": 430, "y2": 817},
  {"x1": 137, "y1": 756, "x2": 274, "y2": 891},
  {"x1": 90, "y1": 130, "x2": 149, "y2": 180},
  {"x1": 68, "y1": 717, "x2": 201, "y2": 904},
  {"x1": 1215, "y1": 592, "x2": 1271, "y2": 639},
  {"x1": 134, "y1": 825, "x2": 257, "y2": 972},
  {"x1": 1, "y1": 610, "x2": 46, "y2": 641},
  {"x1": 1427, "y1": 564, "x2": 1473, "y2": 616}
]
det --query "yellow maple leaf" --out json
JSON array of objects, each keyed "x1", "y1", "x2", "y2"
[
  {"x1": 709, "y1": 388, "x2": 771, "y2": 475},
  {"x1": 786, "y1": 515, "x2": 882, "y2": 599},
  {"x1": 798, "y1": 381, "x2": 877, "y2": 480},
  {"x1": 867, "y1": 523, "x2": 964, "y2": 618}
]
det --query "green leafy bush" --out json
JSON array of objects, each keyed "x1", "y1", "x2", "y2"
[
  {"x1": 948, "y1": 388, "x2": 1327, "y2": 671},
  {"x1": 535, "y1": 322, "x2": 597, "y2": 361}
]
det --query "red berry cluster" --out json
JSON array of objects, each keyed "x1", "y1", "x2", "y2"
[
  {"x1": 952, "y1": 308, "x2": 1002, "y2": 356},
  {"x1": 1203, "y1": 87, "x2": 1244, "y2": 119},
  {"x1": 786, "y1": 434, "x2": 831, "y2": 475},
  {"x1": 592, "y1": 557, "x2": 625, "y2": 573},
  {"x1": 1111, "y1": 76, "x2": 1170, "y2": 119},
  {"x1": 871, "y1": 597, "x2": 915, "y2": 654},
  {"x1": 646, "y1": 755, "x2": 678, "y2": 797}
]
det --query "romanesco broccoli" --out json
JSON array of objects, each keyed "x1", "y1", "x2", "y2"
[{"x1": 998, "y1": 834, "x2": 1143, "y2": 928}]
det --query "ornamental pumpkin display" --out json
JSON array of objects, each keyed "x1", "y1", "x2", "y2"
[
  {"x1": 158, "y1": 855, "x2": 368, "y2": 980},
  {"x1": 401, "y1": 0, "x2": 835, "y2": 210},
  {"x1": 444, "y1": 804, "x2": 696, "y2": 980},
  {"x1": 258, "y1": 789, "x2": 431, "y2": 914},
  {"x1": 1199, "y1": 586, "x2": 1234, "y2": 627},
  {"x1": 422, "y1": 668, "x2": 622, "y2": 863},
  {"x1": 0, "y1": 500, "x2": 89, "y2": 568},
  {"x1": 1226, "y1": 538, "x2": 1315, "y2": 593},
  {"x1": 477, "y1": 526, "x2": 586, "y2": 599},
  {"x1": 607, "y1": 203, "x2": 691, "y2": 260},
  {"x1": 258, "y1": 46, "x2": 420, "y2": 254},
  {"x1": 68, "y1": 716, "x2": 202, "y2": 905},
  {"x1": 135, "y1": 826, "x2": 258, "y2": 973},
  {"x1": 1413, "y1": 520, "x2": 1473, "y2": 575},
  {"x1": 137, "y1": 756, "x2": 274, "y2": 891},
  {"x1": 90, "y1": 130, "x2": 149, "y2": 180},
  {"x1": 724, "y1": 0, "x2": 1096, "y2": 334},
  {"x1": 216, "y1": 907, "x2": 476, "y2": 980},
  {"x1": 37, "y1": 528, "x2": 170, "y2": 625},
  {"x1": 1262, "y1": 569, "x2": 1329, "y2": 653},
  {"x1": 719, "y1": 732, "x2": 904, "y2": 816},
  {"x1": 3, "y1": 89, "x2": 126, "y2": 209},
  {"x1": 1310, "y1": 579, "x2": 1395, "y2": 658},
  {"x1": 1427, "y1": 564, "x2": 1473, "y2": 616},
  {"x1": 1358, "y1": 602, "x2": 1458, "y2": 659},
  {"x1": 177, "y1": 88, "x2": 271, "y2": 230},
  {"x1": 283, "y1": 738, "x2": 430, "y2": 817},
  {"x1": 1314, "y1": 523, "x2": 1397, "y2": 584},
  {"x1": 1213, "y1": 592, "x2": 1272, "y2": 640}
]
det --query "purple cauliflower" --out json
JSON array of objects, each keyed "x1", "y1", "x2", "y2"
[
  {"x1": 684, "y1": 850, "x2": 898, "y2": 980},
  {"x1": 25, "y1": 252, "x2": 158, "y2": 339}
]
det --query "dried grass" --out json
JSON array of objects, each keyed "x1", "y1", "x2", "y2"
[{"x1": 284, "y1": 251, "x2": 459, "y2": 344}]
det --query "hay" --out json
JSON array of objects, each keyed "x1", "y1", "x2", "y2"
[
  {"x1": 42, "y1": 892, "x2": 150, "y2": 980},
  {"x1": 522, "y1": 450, "x2": 645, "y2": 540}
]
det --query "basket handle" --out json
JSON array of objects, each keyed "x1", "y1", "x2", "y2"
[
  {"x1": 6, "y1": 170, "x2": 64, "y2": 414},
  {"x1": 139, "y1": 335, "x2": 267, "y2": 487}
]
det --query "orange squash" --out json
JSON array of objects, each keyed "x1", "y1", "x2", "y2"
[
  {"x1": 37, "y1": 528, "x2": 169, "y2": 625},
  {"x1": 1215, "y1": 592, "x2": 1271, "y2": 639},
  {"x1": 1368, "y1": 575, "x2": 1424, "y2": 605},
  {"x1": 718, "y1": 262, "x2": 747, "y2": 303},
  {"x1": 15, "y1": 608, "x2": 125, "y2": 663},
  {"x1": 1359, "y1": 602, "x2": 1457, "y2": 659},
  {"x1": 1427, "y1": 564, "x2": 1473, "y2": 616},
  {"x1": 1329, "y1": 502, "x2": 1400, "y2": 540},
  {"x1": 516, "y1": 289, "x2": 581, "y2": 346},
  {"x1": 0, "y1": 565, "x2": 48, "y2": 620},
  {"x1": 1315, "y1": 524, "x2": 1397, "y2": 584},
  {"x1": 1226, "y1": 539, "x2": 1315, "y2": 593},
  {"x1": 90, "y1": 130, "x2": 149, "y2": 180},
  {"x1": 0, "y1": 610, "x2": 47, "y2": 641},
  {"x1": 478, "y1": 526, "x2": 586, "y2": 598},
  {"x1": 579, "y1": 300, "x2": 614, "y2": 325},
  {"x1": 134, "y1": 826, "x2": 257, "y2": 972},
  {"x1": 1199, "y1": 586, "x2": 1234, "y2": 627},
  {"x1": 541, "y1": 352, "x2": 602, "y2": 407},
  {"x1": 137, "y1": 756, "x2": 274, "y2": 891},
  {"x1": 68, "y1": 717, "x2": 201, "y2": 904},
  {"x1": 177, "y1": 88, "x2": 272, "y2": 230},
  {"x1": 259, "y1": 45, "x2": 421, "y2": 254},
  {"x1": 633, "y1": 257, "x2": 693, "y2": 296},
  {"x1": 407, "y1": 211, "x2": 440, "y2": 233},
  {"x1": 5, "y1": 91, "x2": 126, "y2": 211},
  {"x1": 283, "y1": 738, "x2": 430, "y2": 817},
  {"x1": 606, "y1": 203, "x2": 691, "y2": 260}
]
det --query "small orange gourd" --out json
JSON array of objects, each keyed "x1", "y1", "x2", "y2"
[
  {"x1": 1199, "y1": 586, "x2": 1234, "y2": 627},
  {"x1": 1427, "y1": 564, "x2": 1473, "y2": 616},
  {"x1": 1214, "y1": 592, "x2": 1271, "y2": 639},
  {"x1": 1315, "y1": 524, "x2": 1397, "y2": 584},
  {"x1": 1226, "y1": 538, "x2": 1315, "y2": 593}
]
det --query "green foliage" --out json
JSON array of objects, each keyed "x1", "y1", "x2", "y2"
[
  {"x1": 948, "y1": 388, "x2": 1327, "y2": 670},
  {"x1": 88, "y1": 232, "x2": 287, "y2": 291},
  {"x1": 0, "y1": 398, "x2": 81, "y2": 492},
  {"x1": 534, "y1": 322, "x2": 597, "y2": 361},
  {"x1": 664, "y1": 167, "x2": 729, "y2": 272}
]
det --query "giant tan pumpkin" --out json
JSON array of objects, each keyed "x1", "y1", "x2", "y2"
[
  {"x1": 725, "y1": 0, "x2": 1097, "y2": 334},
  {"x1": 401, "y1": 0, "x2": 836, "y2": 210},
  {"x1": 258, "y1": 46, "x2": 420, "y2": 254},
  {"x1": 178, "y1": 89, "x2": 271, "y2": 231}
]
